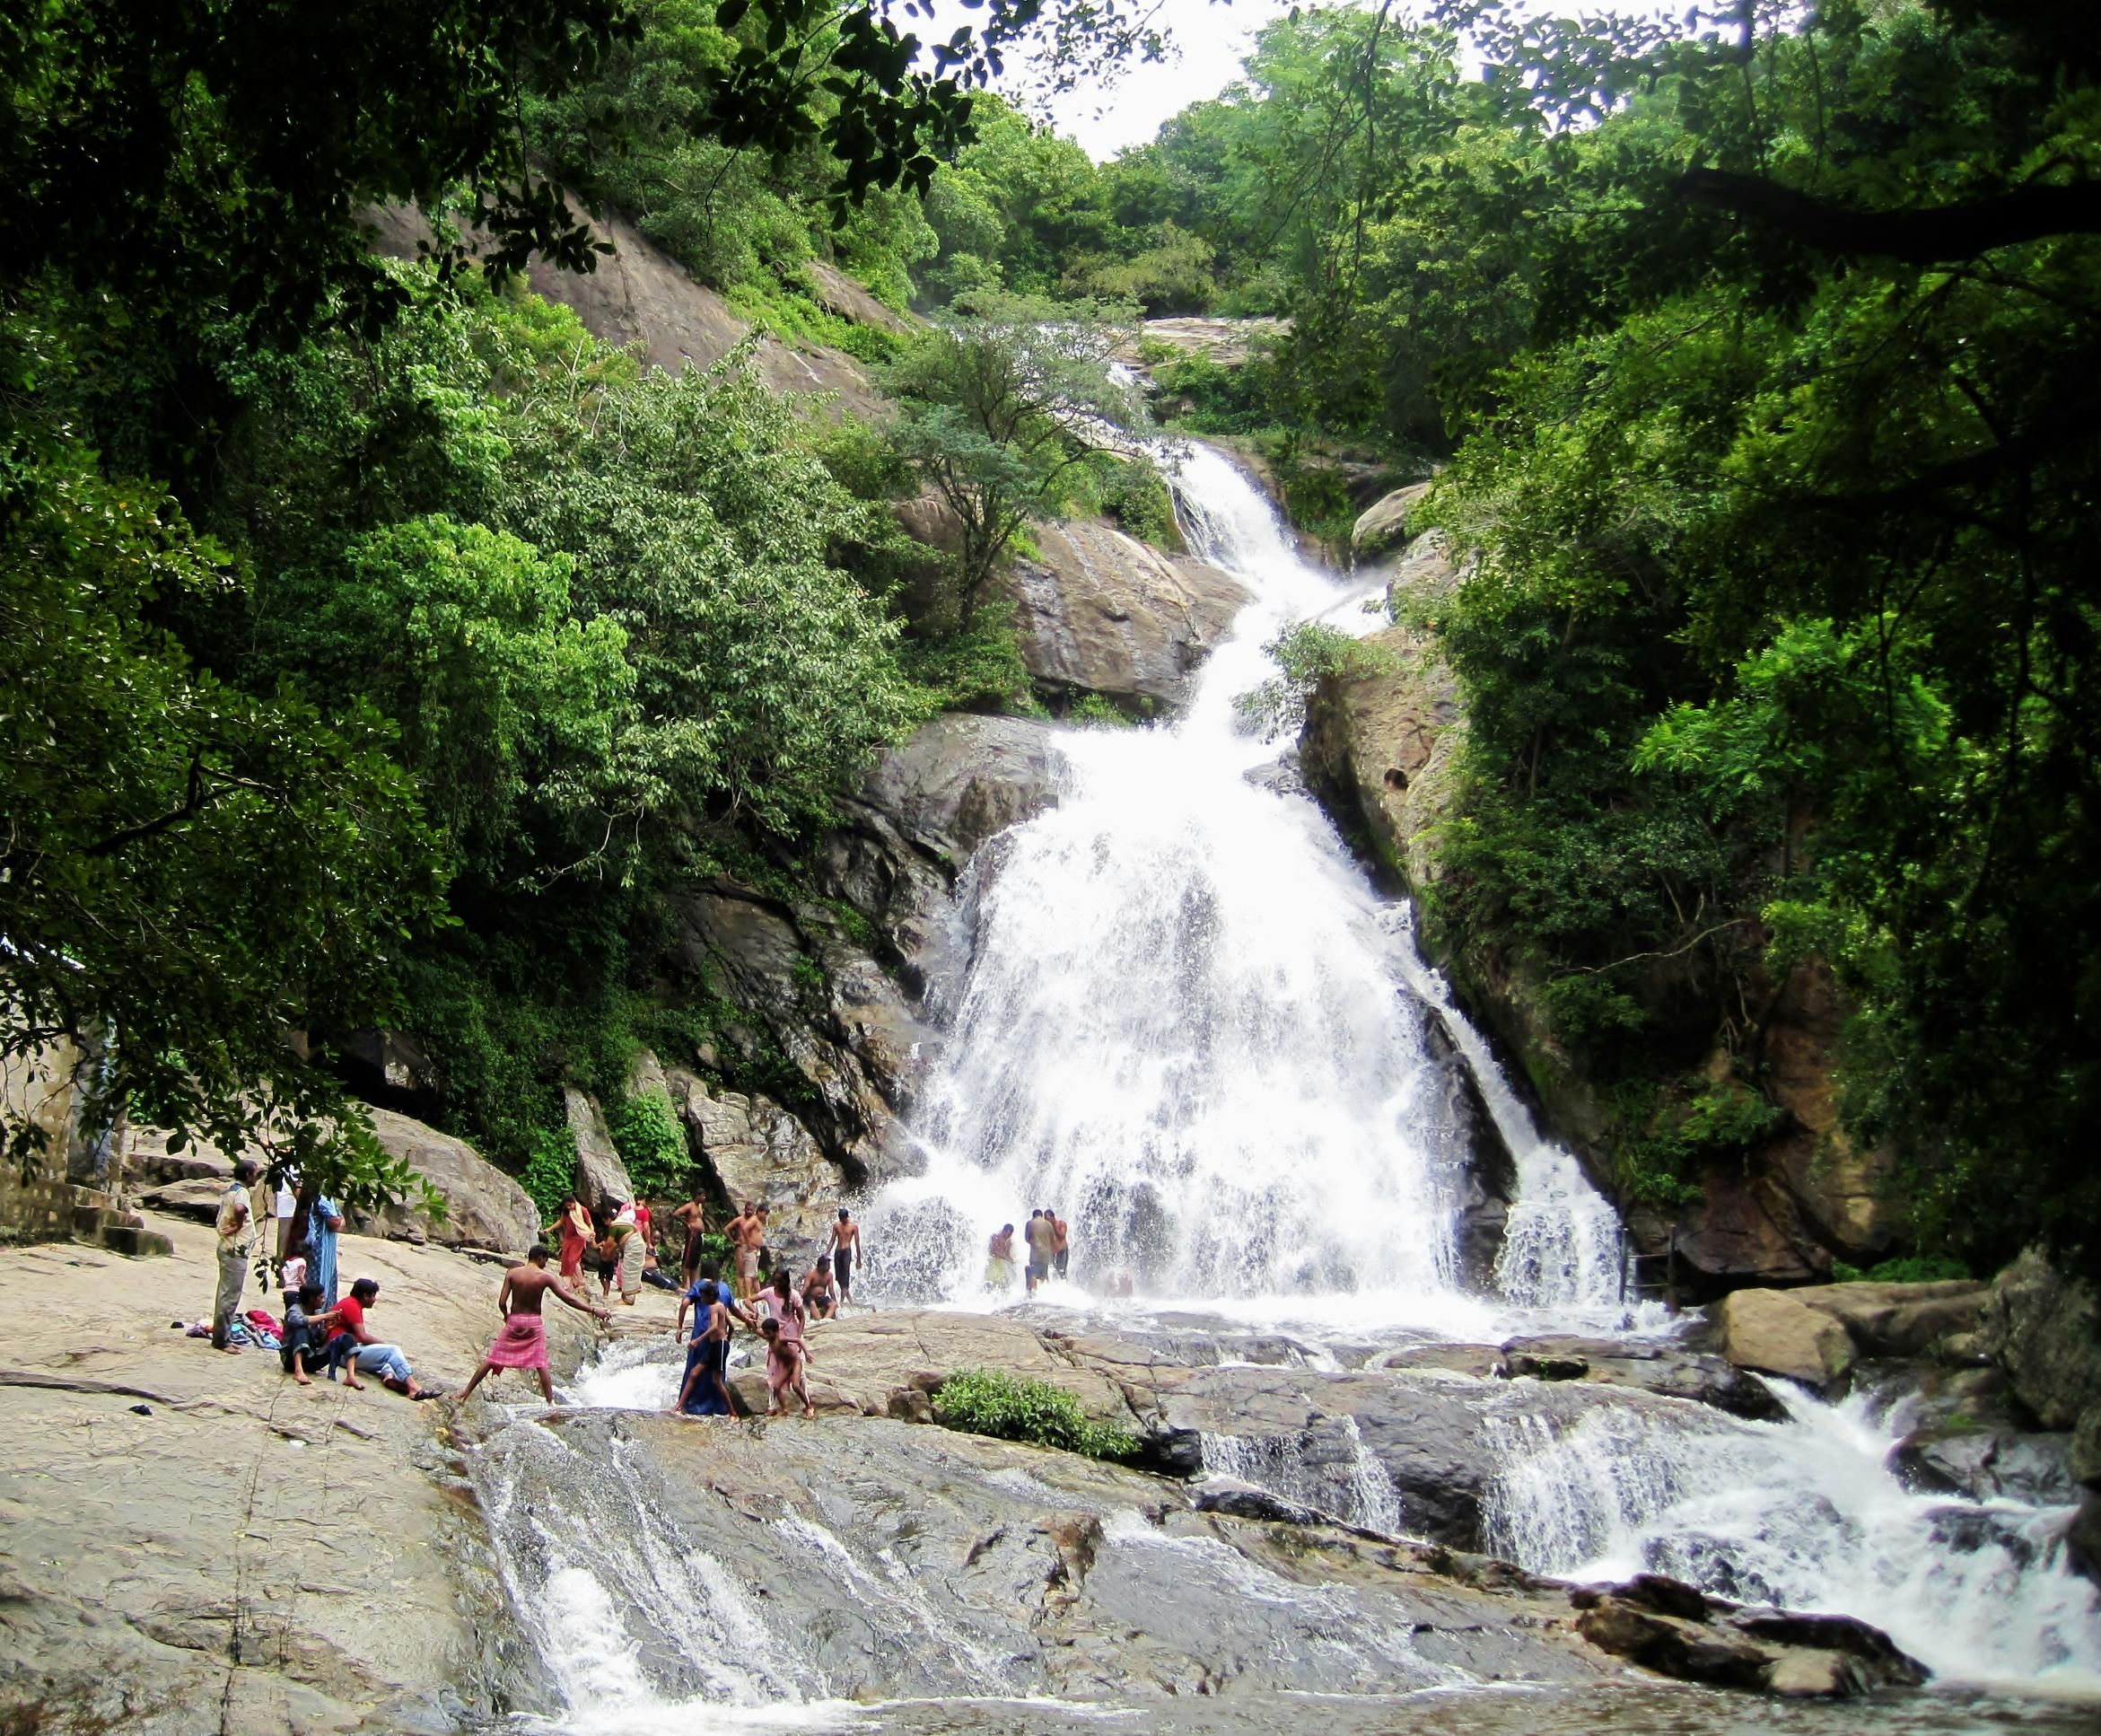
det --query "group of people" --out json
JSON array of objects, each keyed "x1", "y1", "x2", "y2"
[
  {"x1": 205, "y1": 1160, "x2": 438, "y2": 1398},
  {"x1": 207, "y1": 1153, "x2": 879, "y2": 1413},
  {"x1": 985, "y1": 1207, "x2": 1070, "y2": 1295},
  {"x1": 548, "y1": 1192, "x2": 657, "y2": 1305},
  {"x1": 670, "y1": 1206, "x2": 863, "y2": 1420}
]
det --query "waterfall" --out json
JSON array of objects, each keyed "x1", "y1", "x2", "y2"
[
  {"x1": 473, "y1": 439, "x2": 2097, "y2": 1725},
  {"x1": 1481, "y1": 1385, "x2": 2101, "y2": 1689},
  {"x1": 865, "y1": 440, "x2": 1623, "y2": 1320}
]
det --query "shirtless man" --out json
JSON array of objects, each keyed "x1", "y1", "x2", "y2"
[
  {"x1": 722, "y1": 1204, "x2": 753, "y2": 1302},
  {"x1": 823, "y1": 1206, "x2": 862, "y2": 1308},
  {"x1": 458, "y1": 1245, "x2": 610, "y2": 1404},
  {"x1": 736, "y1": 1205, "x2": 769, "y2": 1303},
  {"x1": 671, "y1": 1187, "x2": 708, "y2": 1283}
]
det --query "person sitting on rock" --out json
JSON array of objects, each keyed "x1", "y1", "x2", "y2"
[
  {"x1": 324, "y1": 1277, "x2": 439, "y2": 1398},
  {"x1": 801, "y1": 1258, "x2": 836, "y2": 1320},
  {"x1": 458, "y1": 1245, "x2": 609, "y2": 1405},
  {"x1": 279, "y1": 1283, "x2": 332, "y2": 1386}
]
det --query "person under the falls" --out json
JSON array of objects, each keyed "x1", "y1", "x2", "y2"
[
  {"x1": 1023, "y1": 1208, "x2": 1055, "y2": 1295},
  {"x1": 674, "y1": 1279, "x2": 737, "y2": 1416},
  {"x1": 1051, "y1": 1210, "x2": 1070, "y2": 1282},
  {"x1": 985, "y1": 1223, "x2": 1017, "y2": 1293},
  {"x1": 823, "y1": 1206, "x2": 862, "y2": 1309},
  {"x1": 457, "y1": 1244, "x2": 610, "y2": 1406},
  {"x1": 758, "y1": 1316, "x2": 815, "y2": 1418}
]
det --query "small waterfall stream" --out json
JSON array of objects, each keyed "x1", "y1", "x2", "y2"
[{"x1": 463, "y1": 438, "x2": 2101, "y2": 1732}]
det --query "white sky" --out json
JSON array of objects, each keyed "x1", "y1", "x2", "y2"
[{"x1": 955, "y1": 0, "x2": 1677, "y2": 160}]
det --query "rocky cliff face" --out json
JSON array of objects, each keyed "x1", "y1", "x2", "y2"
[
  {"x1": 1005, "y1": 517, "x2": 1252, "y2": 714},
  {"x1": 1299, "y1": 495, "x2": 1904, "y2": 1293}
]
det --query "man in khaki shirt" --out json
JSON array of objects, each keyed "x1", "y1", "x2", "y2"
[{"x1": 212, "y1": 1158, "x2": 262, "y2": 1352}]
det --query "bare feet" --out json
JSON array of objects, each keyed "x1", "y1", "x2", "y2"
[
  {"x1": 293, "y1": 1372, "x2": 311, "y2": 1386},
  {"x1": 802, "y1": 1405, "x2": 816, "y2": 1418},
  {"x1": 216, "y1": 1344, "x2": 241, "y2": 1355},
  {"x1": 343, "y1": 1374, "x2": 365, "y2": 1390}
]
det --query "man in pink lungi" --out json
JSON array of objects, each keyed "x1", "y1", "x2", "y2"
[{"x1": 457, "y1": 1244, "x2": 610, "y2": 1404}]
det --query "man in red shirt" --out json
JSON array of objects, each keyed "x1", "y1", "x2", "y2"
[{"x1": 324, "y1": 1277, "x2": 438, "y2": 1398}]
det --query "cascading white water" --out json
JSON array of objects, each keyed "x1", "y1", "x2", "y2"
[
  {"x1": 1481, "y1": 1384, "x2": 2101, "y2": 1689},
  {"x1": 866, "y1": 443, "x2": 1620, "y2": 1320}
]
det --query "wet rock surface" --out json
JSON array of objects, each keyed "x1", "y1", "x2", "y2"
[
  {"x1": 1007, "y1": 517, "x2": 1252, "y2": 710},
  {"x1": 473, "y1": 1406, "x2": 1617, "y2": 1705},
  {"x1": 1571, "y1": 1575, "x2": 1926, "y2": 1697}
]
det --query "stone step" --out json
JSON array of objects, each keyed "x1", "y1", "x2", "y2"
[{"x1": 100, "y1": 1223, "x2": 175, "y2": 1259}]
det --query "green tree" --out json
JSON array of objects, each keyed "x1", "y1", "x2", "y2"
[{"x1": 883, "y1": 294, "x2": 1144, "y2": 620}]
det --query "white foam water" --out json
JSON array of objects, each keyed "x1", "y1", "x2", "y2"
[
  {"x1": 1482, "y1": 1383, "x2": 2101, "y2": 1688},
  {"x1": 864, "y1": 442, "x2": 1620, "y2": 1325}
]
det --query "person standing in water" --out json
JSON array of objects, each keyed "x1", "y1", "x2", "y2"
[
  {"x1": 824, "y1": 1207, "x2": 862, "y2": 1308},
  {"x1": 674, "y1": 1279, "x2": 738, "y2": 1416},
  {"x1": 985, "y1": 1223, "x2": 1016, "y2": 1292},
  {"x1": 1023, "y1": 1208, "x2": 1055, "y2": 1296},
  {"x1": 457, "y1": 1245, "x2": 611, "y2": 1405},
  {"x1": 1051, "y1": 1208, "x2": 1071, "y2": 1281},
  {"x1": 759, "y1": 1317, "x2": 814, "y2": 1417}
]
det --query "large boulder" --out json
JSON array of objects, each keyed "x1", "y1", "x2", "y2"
[
  {"x1": 671, "y1": 885, "x2": 926, "y2": 1181},
  {"x1": 1007, "y1": 517, "x2": 1251, "y2": 710},
  {"x1": 1571, "y1": 1576, "x2": 1925, "y2": 1697},
  {"x1": 470, "y1": 1406, "x2": 1620, "y2": 1705},
  {"x1": 565, "y1": 1087, "x2": 634, "y2": 1216},
  {"x1": 1352, "y1": 480, "x2": 1434, "y2": 559},
  {"x1": 1132, "y1": 315, "x2": 1290, "y2": 367},
  {"x1": 662, "y1": 1067, "x2": 845, "y2": 1274},
  {"x1": 1300, "y1": 531, "x2": 1466, "y2": 893},
  {"x1": 346, "y1": 1108, "x2": 542, "y2": 1254},
  {"x1": 855, "y1": 714, "x2": 1067, "y2": 864},
  {"x1": 367, "y1": 199, "x2": 888, "y2": 419},
  {"x1": 1717, "y1": 1288, "x2": 1856, "y2": 1391},
  {"x1": 1979, "y1": 1248, "x2": 2101, "y2": 1485}
]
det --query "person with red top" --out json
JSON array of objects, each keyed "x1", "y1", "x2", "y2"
[
  {"x1": 551, "y1": 1195, "x2": 592, "y2": 1284},
  {"x1": 324, "y1": 1277, "x2": 439, "y2": 1398}
]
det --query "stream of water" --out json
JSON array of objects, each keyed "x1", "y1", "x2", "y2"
[{"x1": 468, "y1": 439, "x2": 2100, "y2": 1732}]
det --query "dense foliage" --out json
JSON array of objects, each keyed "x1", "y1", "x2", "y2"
[
  {"x1": 932, "y1": 1368, "x2": 1141, "y2": 1460},
  {"x1": 1107, "y1": 0, "x2": 2101, "y2": 1283}
]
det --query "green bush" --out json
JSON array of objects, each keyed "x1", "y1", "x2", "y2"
[
  {"x1": 1234, "y1": 621, "x2": 1390, "y2": 741},
  {"x1": 1067, "y1": 692, "x2": 1132, "y2": 727},
  {"x1": 932, "y1": 1369, "x2": 1141, "y2": 1461},
  {"x1": 520, "y1": 1126, "x2": 577, "y2": 1223},
  {"x1": 1831, "y1": 1255, "x2": 1973, "y2": 1285},
  {"x1": 611, "y1": 1091, "x2": 693, "y2": 1199}
]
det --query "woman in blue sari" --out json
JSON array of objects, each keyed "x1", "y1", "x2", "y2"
[
  {"x1": 675, "y1": 1281, "x2": 734, "y2": 1416},
  {"x1": 305, "y1": 1188, "x2": 345, "y2": 1308}
]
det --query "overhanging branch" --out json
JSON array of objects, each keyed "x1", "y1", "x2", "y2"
[{"x1": 1676, "y1": 168, "x2": 2101, "y2": 263}]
